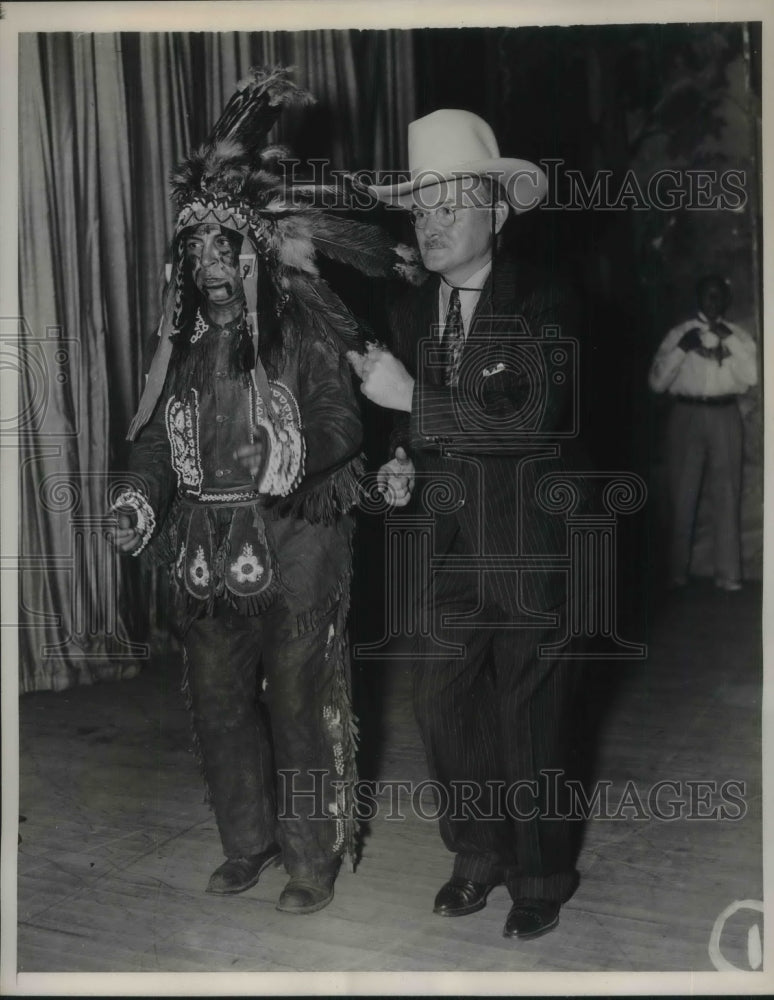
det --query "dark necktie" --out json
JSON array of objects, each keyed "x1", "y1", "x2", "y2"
[
  {"x1": 441, "y1": 287, "x2": 464, "y2": 386},
  {"x1": 707, "y1": 318, "x2": 731, "y2": 366}
]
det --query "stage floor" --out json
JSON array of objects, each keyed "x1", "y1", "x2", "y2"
[{"x1": 14, "y1": 580, "x2": 763, "y2": 976}]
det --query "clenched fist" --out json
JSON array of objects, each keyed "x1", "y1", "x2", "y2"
[
  {"x1": 376, "y1": 446, "x2": 415, "y2": 507},
  {"x1": 112, "y1": 509, "x2": 144, "y2": 554},
  {"x1": 678, "y1": 327, "x2": 702, "y2": 353},
  {"x1": 347, "y1": 344, "x2": 415, "y2": 412}
]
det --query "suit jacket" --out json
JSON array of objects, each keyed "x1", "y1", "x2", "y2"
[{"x1": 387, "y1": 254, "x2": 589, "y2": 615}]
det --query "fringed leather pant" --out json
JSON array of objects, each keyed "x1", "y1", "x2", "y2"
[{"x1": 182, "y1": 595, "x2": 354, "y2": 879}]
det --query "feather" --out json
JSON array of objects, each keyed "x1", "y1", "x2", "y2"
[
  {"x1": 309, "y1": 214, "x2": 406, "y2": 277},
  {"x1": 393, "y1": 244, "x2": 429, "y2": 285},
  {"x1": 236, "y1": 168, "x2": 286, "y2": 207},
  {"x1": 270, "y1": 214, "x2": 317, "y2": 274},
  {"x1": 210, "y1": 66, "x2": 313, "y2": 161},
  {"x1": 260, "y1": 144, "x2": 292, "y2": 169},
  {"x1": 291, "y1": 172, "x2": 376, "y2": 212},
  {"x1": 260, "y1": 195, "x2": 296, "y2": 215},
  {"x1": 282, "y1": 272, "x2": 366, "y2": 351},
  {"x1": 309, "y1": 213, "x2": 427, "y2": 284}
]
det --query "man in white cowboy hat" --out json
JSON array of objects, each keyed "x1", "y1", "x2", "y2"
[{"x1": 349, "y1": 109, "x2": 589, "y2": 940}]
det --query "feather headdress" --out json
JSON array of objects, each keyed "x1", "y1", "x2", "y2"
[{"x1": 127, "y1": 65, "x2": 424, "y2": 441}]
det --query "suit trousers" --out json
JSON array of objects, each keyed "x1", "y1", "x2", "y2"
[
  {"x1": 666, "y1": 400, "x2": 743, "y2": 582},
  {"x1": 182, "y1": 598, "x2": 344, "y2": 878},
  {"x1": 412, "y1": 527, "x2": 583, "y2": 903}
]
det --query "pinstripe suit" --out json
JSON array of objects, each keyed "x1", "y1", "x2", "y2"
[{"x1": 387, "y1": 256, "x2": 588, "y2": 902}]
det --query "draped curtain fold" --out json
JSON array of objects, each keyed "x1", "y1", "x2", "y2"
[{"x1": 18, "y1": 29, "x2": 415, "y2": 692}]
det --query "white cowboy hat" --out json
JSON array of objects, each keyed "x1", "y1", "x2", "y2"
[{"x1": 368, "y1": 109, "x2": 547, "y2": 213}]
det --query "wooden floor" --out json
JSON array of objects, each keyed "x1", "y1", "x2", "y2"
[{"x1": 14, "y1": 580, "x2": 763, "y2": 977}]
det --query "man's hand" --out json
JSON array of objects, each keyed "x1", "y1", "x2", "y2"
[
  {"x1": 678, "y1": 327, "x2": 702, "y2": 353},
  {"x1": 112, "y1": 509, "x2": 144, "y2": 554},
  {"x1": 712, "y1": 320, "x2": 733, "y2": 340},
  {"x1": 376, "y1": 447, "x2": 415, "y2": 507},
  {"x1": 347, "y1": 345, "x2": 415, "y2": 412},
  {"x1": 235, "y1": 426, "x2": 268, "y2": 478}
]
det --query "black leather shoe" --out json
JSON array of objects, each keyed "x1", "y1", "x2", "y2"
[
  {"x1": 433, "y1": 877, "x2": 497, "y2": 917},
  {"x1": 503, "y1": 899, "x2": 560, "y2": 940},
  {"x1": 276, "y1": 874, "x2": 335, "y2": 915},
  {"x1": 206, "y1": 844, "x2": 282, "y2": 895}
]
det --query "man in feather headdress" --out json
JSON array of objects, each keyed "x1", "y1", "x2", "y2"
[{"x1": 110, "y1": 68, "x2": 418, "y2": 914}]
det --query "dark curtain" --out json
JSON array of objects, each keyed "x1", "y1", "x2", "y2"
[
  {"x1": 414, "y1": 23, "x2": 762, "y2": 593},
  {"x1": 18, "y1": 30, "x2": 415, "y2": 693}
]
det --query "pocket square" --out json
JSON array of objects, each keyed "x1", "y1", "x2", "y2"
[{"x1": 482, "y1": 362, "x2": 506, "y2": 378}]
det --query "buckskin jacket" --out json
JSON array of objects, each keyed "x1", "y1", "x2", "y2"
[{"x1": 119, "y1": 319, "x2": 363, "y2": 633}]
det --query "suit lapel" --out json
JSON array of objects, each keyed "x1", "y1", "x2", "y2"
[
  {"x1": 416, "y1": 277, "x2": 444, "y2": 386},
  {"x1": 468, "y1": 257, "x2": 516, "y2": 354}
]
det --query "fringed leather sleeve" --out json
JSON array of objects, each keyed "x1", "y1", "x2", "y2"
[{"x1": 270, "y1": 335, "x2": 364, "y2": 523}]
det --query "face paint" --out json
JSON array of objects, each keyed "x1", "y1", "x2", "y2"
[{"x1": 184, "y1": 223, "x2": 244, "y2": 308}]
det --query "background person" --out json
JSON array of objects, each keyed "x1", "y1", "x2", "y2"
[{"x1": 648, "y1": 274, "x2": 757, "y2": 591}]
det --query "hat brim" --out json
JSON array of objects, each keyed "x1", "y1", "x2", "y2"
[{"x1": 368, "y1": 157, "x2": 547, "y2": 214}]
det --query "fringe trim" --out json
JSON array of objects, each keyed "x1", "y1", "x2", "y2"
[
  {"x1": 137, "y1": 497, "x2": 180, "y2": 572},
  {"x1": 326, "y1": 570, "x2": 359, "y2": 872},
  {"x1": 178, "y1": 569, "x2": 358, "y2": 863},
  {"x1": 295, "y1": 580, "x2": 347, "y2": 637},
  {"x1": 269, "y1": 454, "x2": 365, "y2": 524},
  {"x1": 175, "y1": 510, "x2": 282, "y2": 632}
]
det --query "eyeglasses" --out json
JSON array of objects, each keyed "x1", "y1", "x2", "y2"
[{"x1": 410, "y1": 204, "x2": 464, "y2": 229}]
